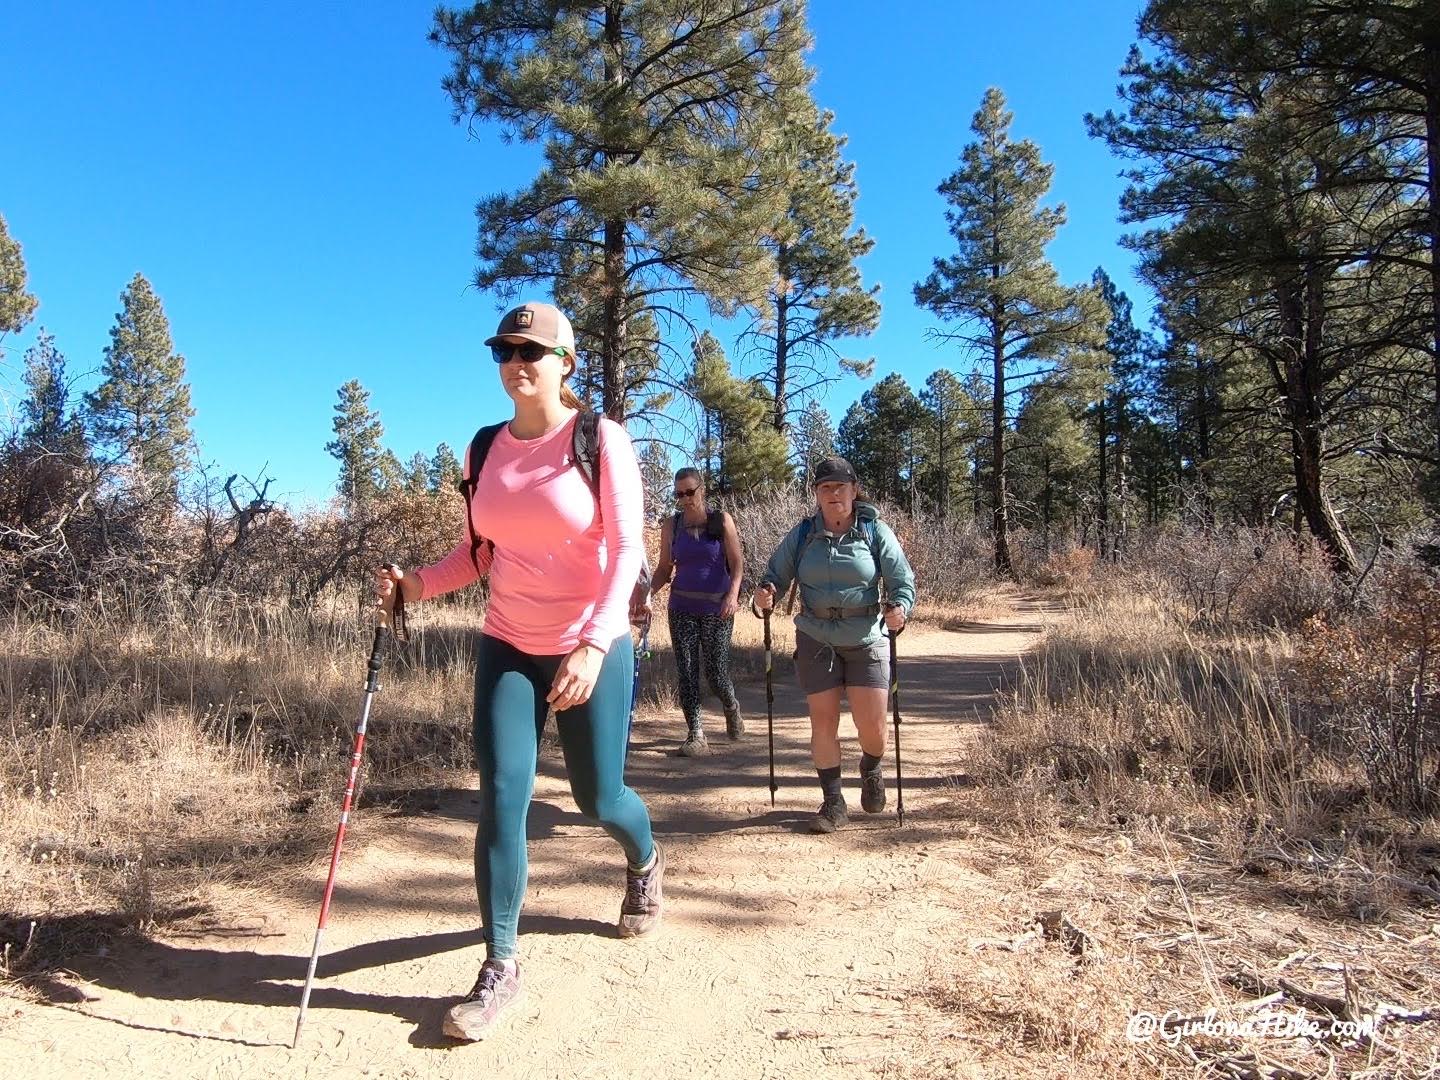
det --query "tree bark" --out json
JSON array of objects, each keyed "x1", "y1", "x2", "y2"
[
  {"x1": 1096, "y1": 397, "x2": 1109, "y2": 558},
  {"x1": 1042, "y1": 454, "x2": 1053, "y2": 556},
  {"x1": 1115, "y1": 418, "x2": 1129, "y2": 561},
  {"x1": 600, "y1": 4, "x2": 627, "y2": 421},
  {"x1": 774, "y1": 247, "x2": 790, "y2": 434},
  {"x1": 1276, "y1": 278, "x2": 1356, "y2": 575},
  {"x1": 991, "y1": 317, "x2": 1012, "y2": 574},
  {"x1": 1424, "y1": 27, "x2": 1440, "y2": 472}
]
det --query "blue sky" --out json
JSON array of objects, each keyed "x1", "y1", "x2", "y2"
[{"x1": 1, "y1": 1, "x2": 1148, "y2": 506}]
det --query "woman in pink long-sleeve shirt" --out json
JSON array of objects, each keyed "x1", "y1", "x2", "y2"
[{"x1": 375, "y1": 302, "x2": 662, "y2": 1042}]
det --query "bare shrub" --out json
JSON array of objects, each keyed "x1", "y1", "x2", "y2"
[
  {"x1": 722, "y1": 489, "x2": 996, "y2": 606},
  {"x1": 1026, "y1": 543, "x2": 1098, "y2": 591},
  {"x1": 1120, "y1": 525, "x2": 1344, "y2": 630},
  {"x1": 1290, "y1": 559, "x2": 1440, "y2": 813},
  {"x1": 897, "y1": 511, "x2": 996, "y2": 602}
]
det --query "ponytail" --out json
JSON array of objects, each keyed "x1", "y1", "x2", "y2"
[{"x1": 560, "y1": 382, "x2": 586, "y2": 411}]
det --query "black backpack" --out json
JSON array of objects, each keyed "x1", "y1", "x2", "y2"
[
  {"x1": 670, "y1": 508, "x2": 726, "y2": 554},
  {"x1": 459, "y1": 411, "x2": 652, "y2": 596}
]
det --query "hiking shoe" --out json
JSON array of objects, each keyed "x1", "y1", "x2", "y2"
[
  {"x1": 861, "y1": 769, "x2": 886, "y2": 814},
  {"x1": 678, "y1": 728, "x2": 708, "y2": 756},
  {"x1": 724, "y1": 705, "x2": 746, "y2": 740},
  {"x1": 810, "y1": 796, "x2": 849, "y2": 834},
  {"x1": 442, "y1": 960, "x2": 523, "y2": 1041},
  {"x1": 618, "y1": 843, "x2": 665, "y2": 938}
]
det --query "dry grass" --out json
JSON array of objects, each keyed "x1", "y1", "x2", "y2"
[
  {"x1": 909, "y1": 563, "x2": 1440, "y2": 1079},
  {"x1": 0, "y1": 590, "x2": 483, "y2": 982},
  {"x1": 906, "y1": 815, "x2": 1440, "y2": 1079}
]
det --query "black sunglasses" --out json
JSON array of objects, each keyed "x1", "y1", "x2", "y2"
[
  {"x1": 491, "y1": 342, "x2": 566, "y2": 364},
  {"x1": 673, "y1": 487, "x2": 699, "y2": 499}
]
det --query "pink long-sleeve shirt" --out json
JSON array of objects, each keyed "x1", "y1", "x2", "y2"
[{"x1": 413, "y1": 412, "x2": 643, "y2": 655}]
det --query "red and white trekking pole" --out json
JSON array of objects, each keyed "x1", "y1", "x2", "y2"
[{"x1": 292, "y1": 570, "x2": 406, "y2": 1049}]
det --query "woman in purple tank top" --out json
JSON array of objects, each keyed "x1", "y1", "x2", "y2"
[{"x1": 643, "y1": 468, "x2": 746, "y2": 756}]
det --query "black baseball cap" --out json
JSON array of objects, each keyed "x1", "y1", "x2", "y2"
[{"x1": 812, "y1": 456, "x2": 858, "y2": 486}]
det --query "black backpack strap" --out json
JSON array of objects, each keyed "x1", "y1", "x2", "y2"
[
  {"x1": 571, "y1": 410, "x2": 603, "y2": 502},
  {"x1": 459, "y1": 423, "x2": 504, "y2": 571},
  {"x1": 706, "y1": 508, "x2": 726, "y2": 542}
]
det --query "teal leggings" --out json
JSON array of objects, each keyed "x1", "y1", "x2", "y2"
[{"x1": 472, "y1": 631, "x2": 654, "y2": 960}]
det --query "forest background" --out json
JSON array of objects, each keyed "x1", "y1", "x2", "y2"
[{"x1": 4, "y1": 4, "x2": 1440, "y2": 1072}]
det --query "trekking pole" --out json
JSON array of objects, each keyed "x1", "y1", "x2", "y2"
[
  {"x1": 626, "y1": 613, "x2": 650, "y2": 759},
  {"x1": 763, "y1": 610, "x2": 776, "y2": 807},
  {"x1": 886, "y1": 606, "x2": 905, "y2": 827},
  {"x1": 631, "y1": 612, "x2": 651, "y2": 717},
  {"x1": 293, "y1": 568, "x2": 406, "y2": 1049}
]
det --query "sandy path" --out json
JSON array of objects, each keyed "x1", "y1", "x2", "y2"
[{"x1": 3, "y1": 594, "x2": 1049, "y2": 1079}]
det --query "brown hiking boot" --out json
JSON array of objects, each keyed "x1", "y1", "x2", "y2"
[
  {"x1": 724, "y1": 704, "x2": 746, "y2": 740},
  {"x1": 442, "y1": 959, "x2": 523, "y2": 1041},
  {"x1": 810, "y1": 795, "x2": 849, "y2": 834},
  {"x1": 618, "y1": 843, "x2": 665, "y2": 938}
]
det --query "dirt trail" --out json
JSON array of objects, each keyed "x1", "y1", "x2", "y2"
[{"x1": 4, "y1": 593, "x2": 1050, "y2": 1079}]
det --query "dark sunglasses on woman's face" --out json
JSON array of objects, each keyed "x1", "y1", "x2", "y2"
[
  {"x1": 673, "y1": 487, "x2": 699, "y2": 499},
  {"x1": 491, "y1": 342, "x2": 565, "y2": 364}
]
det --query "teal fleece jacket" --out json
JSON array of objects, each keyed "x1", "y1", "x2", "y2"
[{"x1": 760, "y1": 502, "x2": 917, "y2": 648}]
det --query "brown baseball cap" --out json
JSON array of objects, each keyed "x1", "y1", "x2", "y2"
[{"x1": 484, "y1": 302, "x2": 576, "y2": 351}]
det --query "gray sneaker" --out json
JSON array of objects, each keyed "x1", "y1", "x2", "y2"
[
  {"x1": 678, "y1": 727, "x2": 708, "y2": 756},
  {"x1": 724, "y1": 705, "x2": 746, "y2": 740},
  {"x1": 618, "y1": 843, "x2": 665, "y2": 938},
  {"x1": 861, "y1": 769, "x2": 886, "y2": 814},
  {"x1": 810, "y1": 795, "x2": 849, "y2": 834},
  {"x1": 442, "y1": 959, "x2": 523, "y2": 1041}
]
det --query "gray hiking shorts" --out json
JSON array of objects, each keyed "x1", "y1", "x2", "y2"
[{"x1": 794, "y1": 629, "x2": 889, "y2": 695}]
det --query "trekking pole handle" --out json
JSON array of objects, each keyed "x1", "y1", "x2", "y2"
[
  {"x1": 884, "y1": 602, "x2": 905, "y2": 638},
  {"x1": 378, "y1": 562, "x2": 409, "y2": 641}
]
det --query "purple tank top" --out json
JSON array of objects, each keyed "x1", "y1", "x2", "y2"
[{"x1": 670, "y1": 515, "x2": 731, "y2": 615}]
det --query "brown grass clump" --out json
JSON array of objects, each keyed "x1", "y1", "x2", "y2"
[
  {"x1": 0, "y1": 591, "x2": 481, "y2": 983},
  {"x1": 929, "y1": 539, "x2": 1440, "y2": 1077},
  {"x1": 909, "y1": 813, "x2": 1440, "y2": 1080}
]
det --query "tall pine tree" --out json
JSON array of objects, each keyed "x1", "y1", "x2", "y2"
[
  {"x1": 20, "y1": 330, "x2": 84, "y2": 455},
  {"x1": 792, "y1": 399, "x2": 836, "y2": 489},
  {"x1": 84, "y1": 274, "x2": 195, "y2": 501},
  {"x1": 0, "y1": 213, "x2": 38, "y2": 346},
  {"x1": 741, "y1": 82, "x2": 879, "y2": 433},
  {"x1": 915, "y1": 88, "x2": 1106, "y2": 573},
  {"x1": 918, "y1": 369, "x2": 980, "y2": 521},
  {"x1": 690, "y1": 331, "x2": 789, "y2": 495},
  {"x1": 432, "y1": 0, "x2": 808, "y2": 419},
  {"x1": 326, "y1": 380, "x2": 386, "y2": 510},
  {"x1": 429, "y1": 442, "x2": 462, "y2": 494},
  {"x1": 1087, "y1": 1, "x2": 1423, "y2": 571},
  {"x1": 837, "y1": 373, "x2": 925, "y2": 509}
]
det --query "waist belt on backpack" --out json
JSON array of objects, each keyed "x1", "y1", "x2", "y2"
[
  {"x1": 673, "y1": 587, "x2": 728, "y2": 603},
  {"x1": 804, "y1": 603, "x2": 882, "y2": 620}
]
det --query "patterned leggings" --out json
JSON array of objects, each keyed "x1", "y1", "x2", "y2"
[{"x1": 667, "y1": 609, "x2": 739, "y2": 725}]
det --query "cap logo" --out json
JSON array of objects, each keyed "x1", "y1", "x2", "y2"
[{"x1": 515, "y1": 310, "x2": 534, "y2": 329}]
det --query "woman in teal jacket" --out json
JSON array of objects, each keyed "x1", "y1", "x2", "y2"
[{"x1": 752, "y1": 457, "x2": 916, "y2": 833}]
